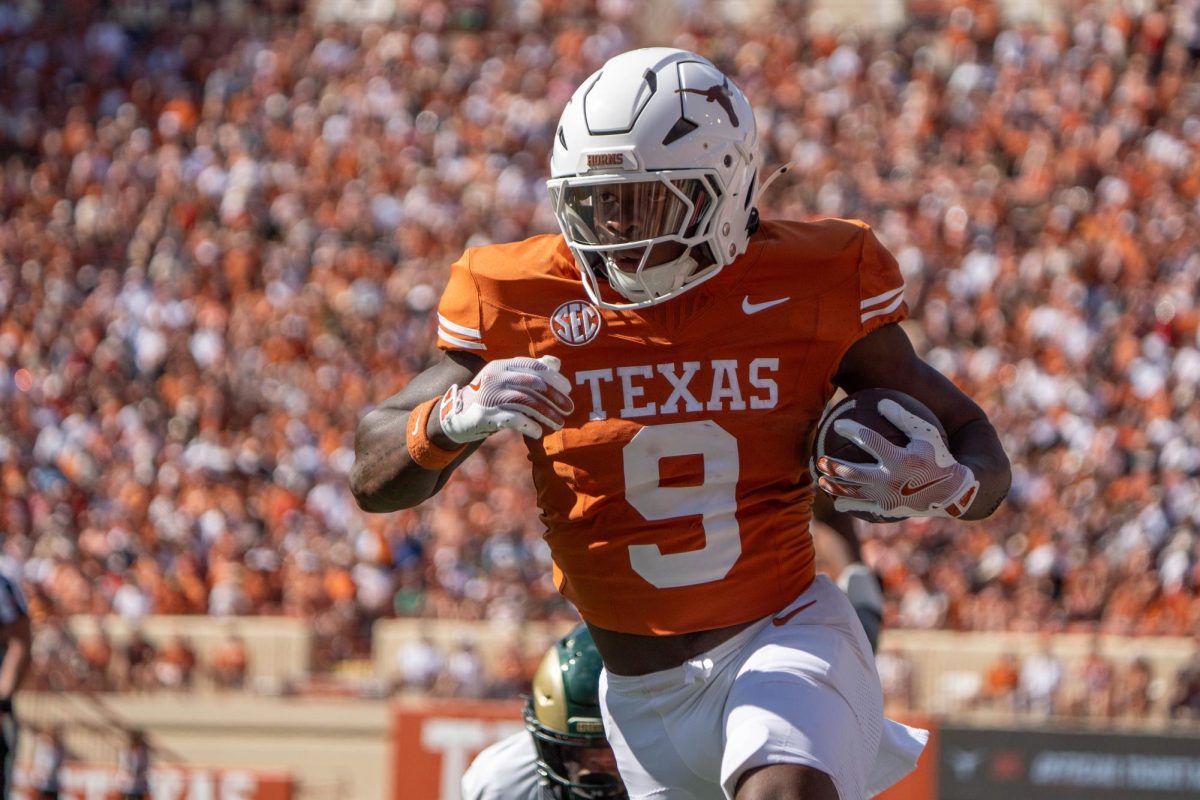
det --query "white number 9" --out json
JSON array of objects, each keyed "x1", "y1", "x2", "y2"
[{"x1": 622, "y1": 421, "x2": 741, "y2": 589}]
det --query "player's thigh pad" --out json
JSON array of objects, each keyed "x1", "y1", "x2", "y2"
[
  {"x1": 600, "y1": 623, "x2": 764, "y2": 800},
  {"x1": 721, "y1": 575, "x2": 884, "y2": 800}
]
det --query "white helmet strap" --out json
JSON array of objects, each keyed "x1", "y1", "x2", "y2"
[
  {"x1": 754, "y1": 162, "x2": 793, "y2": 206},
  {"x1": 604, "y1": 253, "x2": 700, "y2": 303}
]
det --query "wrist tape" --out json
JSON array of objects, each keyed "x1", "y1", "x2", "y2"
[{"x1": 405, "y1": 396, "x2": 466, "y2": 470}]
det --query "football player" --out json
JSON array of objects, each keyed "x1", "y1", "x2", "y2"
[
  {"x1": 810, "y1": 492, "x2": 885, "y2": 652},
  {"x1": 461, "y1": 625, "x2": 627, "y2": 800},
  {"x1": 352, "y1": 48, "x2": 1011, "y2": 800}
]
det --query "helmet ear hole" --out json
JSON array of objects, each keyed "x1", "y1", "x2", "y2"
[{"x1": 746, "y1": 207, "x2": 760, "y2": 235}]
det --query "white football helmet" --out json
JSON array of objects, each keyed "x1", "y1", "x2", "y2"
[{"x1": 548, "y1": 48, "x2": 760, "y2": 309}]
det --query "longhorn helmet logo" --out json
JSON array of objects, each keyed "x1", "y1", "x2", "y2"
[{"x1": 675, "y1": 83, "x2": 740, "y2": 127}]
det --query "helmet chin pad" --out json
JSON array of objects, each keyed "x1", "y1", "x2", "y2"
[{"x1": 605, "y1": 251, "x2": 699, "y2": 303}]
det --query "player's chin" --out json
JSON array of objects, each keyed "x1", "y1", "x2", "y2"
[
  {"x1": 647, "y1": 241, "x2": 687, "y2": 265},
  {"x1": 606, "y1": 242, "x2": 687, "y2": 270}
]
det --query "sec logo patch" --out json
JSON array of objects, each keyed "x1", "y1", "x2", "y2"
[{"x1": 551, "y1": 300, "x2": 602, "y2": 346}]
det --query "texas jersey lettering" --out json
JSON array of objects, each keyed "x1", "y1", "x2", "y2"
[{"x1": 436, "y1": 219, "x2": 907, "y2": 635}]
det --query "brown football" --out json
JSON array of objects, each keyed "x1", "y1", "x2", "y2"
[{"x1": 811, "y1": 388, "x2": 948, "y2": 522}]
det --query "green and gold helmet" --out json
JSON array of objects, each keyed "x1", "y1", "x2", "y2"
[{"x1": 524, "y1": 624, "x2": 627, "y2": 800}]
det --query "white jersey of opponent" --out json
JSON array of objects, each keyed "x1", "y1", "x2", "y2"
[{"x1": 461, "y1": 730, "x2": 541, "y2": 800}]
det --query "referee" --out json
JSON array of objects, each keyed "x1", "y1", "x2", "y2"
[{"x1": 0, "y1": 572, "x2": 31, "y2": 798}]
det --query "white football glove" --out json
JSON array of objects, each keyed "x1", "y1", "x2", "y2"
[
  {"x1": 814, "y1": 398, "x2": 979, "y2": 519},
  {"x1": 438, "y1": 355, "x2": 574, "y2": 443}
]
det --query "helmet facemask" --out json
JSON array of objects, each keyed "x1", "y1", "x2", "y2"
[
  {"x1": 524, "y1": 698, "x2": 626, "y2": 800},
  {"x1": 549, "y1": 171, "x2": 723, "y2": 309}
]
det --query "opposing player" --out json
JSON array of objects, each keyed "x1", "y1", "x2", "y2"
[
  {"x1": 461, "y1": 625, "x2": 627, "y2": 800},
  {"x1": 352, "y1": 48, "x2": 1010, "y2": 799},
  {"x1": 810, "y1": 493, "x2": 885, "y2": 651}
]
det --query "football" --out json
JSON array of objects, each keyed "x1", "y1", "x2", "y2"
[{"x1": 812, "y1": 388, "x2": 949, "y2": 521}]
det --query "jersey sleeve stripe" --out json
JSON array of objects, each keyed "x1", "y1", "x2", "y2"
[
  {"x1": 438, "y1": 328, "x2": 488, "y2": 350},
  {"x1": 437, "y1": 313, "x2": 482, "y2": 339},
  {"x1": 860, "y1": 293, "x2": 905, "y2": 323},
  {"x1": 860, "y1": 285, "x2": 904, "y2": 310}
]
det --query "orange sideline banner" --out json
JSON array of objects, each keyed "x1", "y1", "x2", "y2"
[
  {"x1": 392, "y1": 700, "x2": 525, "y2": 800},
  {"x1": 13, "y1": 765, "x2": 293, "y2": 800},
  {"x1": 393, "y1": 701, "x2": 938, "y2": 800}
]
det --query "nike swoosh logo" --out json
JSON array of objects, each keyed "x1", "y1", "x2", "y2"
[
  {"x1": 742, "y1": 296, "x2": 790, "y2": 315},
  {"x1": 900, "y1": 474, "x2": 952, "y2": 496},
  {"x1": 772, "y1": 599, "x2": 816, "y2": 626}
]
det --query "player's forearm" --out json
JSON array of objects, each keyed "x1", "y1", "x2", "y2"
[
  {"x1": 948, "y1": 418, "x2": 1011, "y2": 520},
  {"x1": 350, "y1": 351, "x2": 489, "y2": 512},
  {"x1": 349, "y1": 406, "x2": 471, "y2": 512}
]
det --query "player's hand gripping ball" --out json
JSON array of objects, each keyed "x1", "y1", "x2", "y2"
[{"x1": 811, "y1": 388, "x2": 979, "y2": 522}]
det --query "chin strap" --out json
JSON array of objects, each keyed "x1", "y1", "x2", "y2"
[
  {"x1": 755, "y1": 162, "x2": 793, "y2": 205},
  {"x1": 605, "y1": 253, "x2": 698, "y2": 302},
  {"x1": 746, "y1": 161, "x2": 793, "y2": 236}
]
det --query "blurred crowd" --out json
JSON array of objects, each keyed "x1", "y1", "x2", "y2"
[
  {"x1": 27, "y1": 623, "x2": 250, "y2": 692},
  {"x1": 878, "y1": 634, "x2": 1200, "y2": 721},
  {"x1": 391, "y1": 631, "x2": 548, "y2": 699},
  {"x1": 1, "y1": 0, "x2": 1200, "y2": 707}
]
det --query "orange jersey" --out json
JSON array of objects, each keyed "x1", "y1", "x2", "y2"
[{"x1": 436, "y1": 219, "x2": 908, "y2": 634}]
